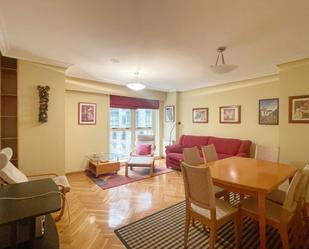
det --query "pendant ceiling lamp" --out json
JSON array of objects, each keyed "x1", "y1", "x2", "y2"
[
  {"x1": 126, "y1": 72, "x2": 146, "y2": 91},
  {"x1": 210, "y1": 47, "x2": 237, "y2": 74}
]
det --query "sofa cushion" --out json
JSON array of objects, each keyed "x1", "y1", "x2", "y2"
[
  {"x1": 208, "y1": 137, "x2": 241, "y2": 156},
  {"x1": 181, "y1": 135, "x2": 209, "y2": 148}
]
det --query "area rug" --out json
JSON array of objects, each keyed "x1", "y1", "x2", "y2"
[
  {"x1": 86, "y1": 162, "x2": 174, "y2": 190},
  {"x1": 114, "y1": 195, "x2": 293, "y2": 249}
]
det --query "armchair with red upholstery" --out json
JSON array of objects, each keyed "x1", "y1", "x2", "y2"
[{"x1": 165, "y1": 135, "x2": 252, "y2": 169}]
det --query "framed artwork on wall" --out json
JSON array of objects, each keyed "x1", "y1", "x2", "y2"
[
  {"x1": 78, "y1": 102, "x2": 97, "y2": 125},
  {"x1": 219, "y1": 105, "x2": 241, "y2": 124},
  {"x1": 192, "y1": 108, "x2": 208, "y2": 123},
  {"x1": 259, "y1": 98, "x2": 279, "y2": 125},
  {"x1": 289, "y1": 95, "x2": 309, "y2": 123},
  {"x1": 165, "y1": 105, "x2": 175, "y2": 122}
]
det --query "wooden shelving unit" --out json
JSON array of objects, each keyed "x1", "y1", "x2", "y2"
[{"x1": 0, "y1": 53, "x2": 18, "y2": 167}]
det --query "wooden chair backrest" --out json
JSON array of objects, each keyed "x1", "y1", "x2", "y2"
[
  {"x1": 201, "y1": 144, "x2": 218, "y2": 163},
  {"x1": 301, "y1": 165, "x2": 309, "y2": 204},
  {"x1": 283, "y1": 170, "x2": 304, "y2": 213},
  {"x1": 183, "y1": 147, "x2": 204, "y2": 166},
  {"x1": 255, "y1": 145, "x2": 279, "y2": 163},
  {"x1": 181, "y1": 162, "x2": 216, "y2": 210}
]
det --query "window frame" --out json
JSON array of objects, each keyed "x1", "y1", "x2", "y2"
[{"x1": 110, "y1": 108, "x2": 156, "y2": 158}]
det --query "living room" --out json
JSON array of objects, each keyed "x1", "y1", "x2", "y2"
[{"x1": 0, "y1": 1, "x2": 308, "y2": 249}]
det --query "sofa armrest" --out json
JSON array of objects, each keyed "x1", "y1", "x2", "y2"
[
  {"x1": 165, "y1": 144, "x2": 183, "y2": 154},
  {"x1": 236, "y1": 153, "x2": 249, "y2": 158}
]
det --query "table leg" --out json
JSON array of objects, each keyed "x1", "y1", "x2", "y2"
[
  {"x1": 29, "y1": 217, "x2": 36, "y2": 248},
  {"x1": 125, "y1": 163, "x2": 128, "y2": 177},
  {"x1": 10, "y1": 222, "x2": 18, "y2": 249},
  {"x1": 150, "y1": 160, "x2": 154, "y2": 177},
  {"x1": 258, "y1": 192, "x2": 266, "y2": 249}
]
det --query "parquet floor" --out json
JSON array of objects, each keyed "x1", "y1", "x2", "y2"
[{"x1": 56, "y1": 165, "x2": 185, "y2": 249}]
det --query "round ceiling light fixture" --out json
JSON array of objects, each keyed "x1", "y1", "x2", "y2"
[
  {"x1": 126, "y1": 83, "x2": 146, "y2": 91},
  {"x1": 126, "y1": 72, "x2": 146, "y2": 91},
  {"x1": 210, "y1": 47, "x2": 237, "y2": 74}
]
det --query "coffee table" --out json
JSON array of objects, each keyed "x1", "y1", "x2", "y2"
[
  {"x1": 87, "y1": 153, "x2": 121, "y2": 177},
  {"x1": 125, "y1": 156, "x2": 155, "y2": 177}
]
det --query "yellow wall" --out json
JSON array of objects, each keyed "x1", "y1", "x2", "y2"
[
  {"x1": 178, "y1": 76, "x2": 280, "y2": 151},
  {"x1": 65, "y1": 77, "x2": 167, "y2": 173},
  {"x1": 65, "y1": 91, "x2": 109, "y2": 173},
  {"x1": 18, "y1": 60, "x2": 66, "y2": 175},
  {"x1": 278, "y1": 59, "x2": 309, "y2": 166}
]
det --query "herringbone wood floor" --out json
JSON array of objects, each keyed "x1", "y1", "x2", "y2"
[{"x1": 56, "y1": 166, "x2": 185, "y2": 249}]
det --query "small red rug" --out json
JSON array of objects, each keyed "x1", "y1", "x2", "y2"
[{"x1": 85, "y1": 161, "x2": 174, "y2": 190}]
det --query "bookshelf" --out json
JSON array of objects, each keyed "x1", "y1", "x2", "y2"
[{"x1": 0, "y1": 53, "x2": 18, "y2": 167}]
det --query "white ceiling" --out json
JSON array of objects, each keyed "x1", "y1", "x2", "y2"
[{"x1": 0, "y1": 0, "x2": 309, "y2": 91}]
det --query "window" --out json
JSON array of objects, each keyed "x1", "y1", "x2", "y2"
[{"x1": 110, "y1": 108, "x2": 156, "y2": 157}]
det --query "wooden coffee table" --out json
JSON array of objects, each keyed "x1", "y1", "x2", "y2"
[
  {"x1": 125, "y1": 156, "x2": 155, "y2": 177},
  {"x1": 87, "y1": 153, "x2": 121, "y2": 177},
  {"x1": 88, "y1": 160, "x2": 120, "y2": 177}
]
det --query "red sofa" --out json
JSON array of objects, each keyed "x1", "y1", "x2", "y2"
[{"x1": 165, "y1": 135, "x2": 252, "y2": 169}]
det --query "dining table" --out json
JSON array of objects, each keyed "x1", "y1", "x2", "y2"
[{"x1": 207, "y1": 156, "x2": 297, "y2": 249}]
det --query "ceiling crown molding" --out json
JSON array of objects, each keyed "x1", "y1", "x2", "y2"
[{"x1": 0, "y1": 17, "x2": 10, "y2": 55}]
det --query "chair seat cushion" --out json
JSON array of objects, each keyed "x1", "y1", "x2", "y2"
[
  {"x1": 240, "y1": 197, "x2": 292, "y2": 223},
  {"x1": 128, "y1": 156, "x2": 154, "y2": 166},
  {"x1": 191, "y1": 198, "x2": 237, "y2": 220},
  {"x1": 214, "y1": 186, "x2": 225, "y2": 195},
  {"x1": 266, "y1": 189, "x2": 285, "y2": 205},
  {"x1": 53, "y1": 176, "x2": 71, "y2": 192}
]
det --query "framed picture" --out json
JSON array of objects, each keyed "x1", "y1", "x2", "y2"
[
  {"x1": 259, "y1": 98, "x2": 279, "y2": 125},
  {"x1": 289, "y1": 95, "x2": 309, "y2": 123},
  {"x1": 78, "y1": 102, "x2": 96, "y2": 125},
  {"x1": 192, "y1": 108, "x2": 208, "y2": 123},
  {"x1": 165, "y1": 105, "x2": 175, "y2": 122},
  {"x1": 219, "y1": 105, "x2": 241, "y2": 124}
]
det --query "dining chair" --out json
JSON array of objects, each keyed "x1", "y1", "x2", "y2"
[
  {"x1": 267, "y1": 164, "x2": 309, "y2": 240},
  {"x1": 201, "y1": 144, "x2": 218, "y2": 163},
  {"x1": 183, "y1": 147, "x2": 204, "y2": 166},
  {"x1": 183, "y1": 146, "x2": 227, "y2": 200},
  {"x1": 255, "y1": 144, "x2": 280, "y2": 163},
  {"x1": 239, "y1": 170, "x2": 305, "y2": 249},
  {"x1": 0, "y1": 147, "x2": 70, "y2": 222},
  {"x1": 181, "y1": 162, "x2": 240, "y2": 249},
  {"x1": 201, "y1": 144, "x2": 229, "y2": 201}
]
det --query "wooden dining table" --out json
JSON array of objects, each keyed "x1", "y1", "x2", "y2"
[{"x1": 207, "y1": 156, "x2": 297, "y2": 249}]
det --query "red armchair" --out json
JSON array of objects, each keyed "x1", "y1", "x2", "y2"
[{"x1": 165, "y1": 135, "x2": 252, "y2": 169}]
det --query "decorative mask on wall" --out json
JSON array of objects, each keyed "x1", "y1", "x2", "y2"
[{"x1": 37, "y1": 85, "x2": 50, "y2": 123}]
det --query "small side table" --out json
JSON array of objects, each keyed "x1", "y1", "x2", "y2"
[
  {"x1": 125, "y1": 156, "x2": 155, "y2": 177},
  {"x1": 88, "y1": 160, "x2": 120, "y2": 177},
  {"x1": 87, "y1": 153, "x2": 122, "y2": 177}
]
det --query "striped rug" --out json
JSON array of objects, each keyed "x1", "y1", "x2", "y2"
[{"x1": 114, "y1": 195, "x2": 292, "y2": 249}]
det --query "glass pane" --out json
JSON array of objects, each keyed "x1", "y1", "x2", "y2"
[
  {"x1": 110, "y1": 130, "x2": 132, "y2": 157},
  {"x1": 135, "y1": 109, "x2": 153, "y2": 128},
  {"x1": 135, "y1": 129, "x2": 153, "y2": 138},
  {"x1": 110, "y1": 108, "x2": 131, "y2": 129}
]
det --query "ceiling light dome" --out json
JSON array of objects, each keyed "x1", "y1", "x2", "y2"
[
  {"x1": 210, "y1": 47, "x2": 237, "y2": 74},
  {"x1": 126, "y1": 83, "x2": 145, "y2": 91},
  {"x1": 126, "y1": 72, "x2": 146, "y2": 91}
]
